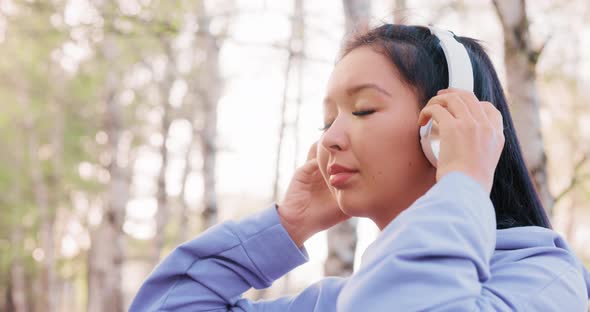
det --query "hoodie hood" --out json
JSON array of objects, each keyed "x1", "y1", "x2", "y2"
[{"x1": 496, "y1": 225, "x2": 590, "y2": 299}]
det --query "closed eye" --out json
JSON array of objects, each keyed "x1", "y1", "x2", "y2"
[
  {"x1": 352, "y1": 109, "x2": 375, "y2": 116},
  {"x1": 319, "y1": 123, "x2": 332, "y2": 132},
  {"x1": 319, "y1": 110, "x2": 376, "y2": 132}
]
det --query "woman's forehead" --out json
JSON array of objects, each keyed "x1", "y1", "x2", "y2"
[
  {"x1": 323, "y1": 83, "x2": 392, "y2": 106},
  {"x1": 324, "y1": 47, "x2": 403, "y2": 102}
]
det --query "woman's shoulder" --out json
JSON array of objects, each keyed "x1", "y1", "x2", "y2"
[
  {"x1": 490, "y1": 225, "x2": 590, "y2": 307},
  {"x1": 495, "y1": 225, "x2": 574, "y2": 251},
  {"x1": 493, "y1": 225, "x2": 584, "y2": 271}
]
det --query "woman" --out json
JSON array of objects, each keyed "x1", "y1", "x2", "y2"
[{"x1": 129, "y1": 24, "x2": 590, "y2": 311}]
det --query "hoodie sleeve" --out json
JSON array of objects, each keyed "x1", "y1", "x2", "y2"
[
  {"x1": 336, "y1": 171, "x2": 590, "y2": 311},
  {"x1": 128, "y1": 204, "x2": 346, "y2": 312}
]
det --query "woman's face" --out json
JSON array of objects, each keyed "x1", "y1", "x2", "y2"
[{"x1": 317, "y1": 45, "x2": 437, "y2": 229}]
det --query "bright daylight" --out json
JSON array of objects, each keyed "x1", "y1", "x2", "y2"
[{"x1": 1, "y1": 0, "x2": 590, "y2": 311}]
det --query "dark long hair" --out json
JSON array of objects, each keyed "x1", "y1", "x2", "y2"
[{"x1": 341, "y1": 24, "x2": 551, "y2": 229}]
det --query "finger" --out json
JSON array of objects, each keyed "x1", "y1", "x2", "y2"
[
  {"x1": 418, "y1": 104, "x2": 455, "y2": 128},
  {"x1": 300, "y1": 157, "x2": 319, "y2": 176},
  {"x1": 422, "y1": 93, "x2": 472, "y2": 123},
  {"x1": 453, "y1": 89, "x2": 490, "y2": 125},
  {"x1": 440, "y1": 88, "x2": 493, "y2": 126},
  {"x1": 306, "y1": 141, "x2": 318, "y2": 160},
  {"x1": 481, "y1": 101, "x2": 504, "y2": 132}
]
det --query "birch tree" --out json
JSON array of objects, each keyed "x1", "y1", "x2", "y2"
[
  {"x1": 194, "y1": 0, "x2": 225, "y2": 230},
  {"x1": 492, "y1": 0, "x2": 554, "y2": 215},
  {"x1": 151, "y1": 39, "x2": 177, "y2": 266},
  {"x1": 87, "y1": 31, "x2": 129, "y2": 312}
]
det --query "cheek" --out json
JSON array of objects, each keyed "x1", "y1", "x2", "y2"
[{"x1": 355, "y1": 123, "x2": 418, "y2": 179}]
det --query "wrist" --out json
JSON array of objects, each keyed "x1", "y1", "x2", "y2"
[
  {"x1": 276, "y1": 204, "x2": 312, "y2": 248},
  {"x1": 448, "y1": 170, "x2": 492, "y2": 195}
]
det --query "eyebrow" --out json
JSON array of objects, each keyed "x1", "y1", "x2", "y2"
[
  {"x1": 324, "y1": 83, "x2": 392, "y2": 105},
  {"x1": 346, "y1": 83, "x2": 392, "y2": 97}
]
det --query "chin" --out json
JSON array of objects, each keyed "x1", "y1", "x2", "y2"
[{"x1": 336, "y1": 196, "x2": 372, "y2": 218}]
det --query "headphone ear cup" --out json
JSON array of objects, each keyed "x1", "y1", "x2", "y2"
[{"x1": 420, "y1": 119, "x2": 439, "y2": 168}]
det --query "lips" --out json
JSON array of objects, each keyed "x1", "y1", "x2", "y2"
[
  {"x1": 328, "y1": 163, "x2": 357, "y2": 175},
  {"x1": 328, "y1": 163, "x2": 358, "y2": 187}
]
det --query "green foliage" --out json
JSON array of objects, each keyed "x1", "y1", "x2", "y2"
[{"x1": 0, "y1": 1, "x2": 206, "y2": 296}]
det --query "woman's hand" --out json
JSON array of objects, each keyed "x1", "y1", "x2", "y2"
[
  {"x1": 277, "y1": 142, "x2": 350, "y2": 247},
  {"x1": 417, "y1": 88, "x2": 505, "y2": 194}
]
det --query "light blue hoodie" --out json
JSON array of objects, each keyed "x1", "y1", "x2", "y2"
[{"x1": 129, "y1": 172, "x2": 590, "y2": 311}]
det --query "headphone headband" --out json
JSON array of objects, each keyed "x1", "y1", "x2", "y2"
[{"x1": 427, "y1": 26, "x2": 474, "y2": 92}]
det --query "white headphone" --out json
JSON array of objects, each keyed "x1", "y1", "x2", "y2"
[{"x1": 419, "y1": 26, "x2": 474, "y2": 167}]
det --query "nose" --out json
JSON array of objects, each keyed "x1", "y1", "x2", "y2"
[{"x1": 320, "y1": 116, "x2": 349, "y2": 152}]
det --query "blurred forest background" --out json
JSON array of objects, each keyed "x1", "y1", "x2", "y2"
[{"x1": 1, "y1": 0, "x2": 589, "y2": 311}]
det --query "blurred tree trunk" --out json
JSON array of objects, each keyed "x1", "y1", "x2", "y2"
[
  {"x1": 177, "y1": 137, "x2": 195, "y2": 243},
  {"x1": 271, "y1": 43, "x2": 293, "y2": 203},
  {"x1": 292, "y1": 0, "x2": 306, "y2": 172},
  {"x1": 195, "y1": 0, "x2": 223, "y2": 230},
  {"x1": 275, "y1": 0, "x2": 306, "y2": 296},
  {"x1": 554, "y1": 38, "x2": 589, "y2": 241},
  {"x1": 177, "y1": 91, "x2": 198, "y2": 244},
  {"x1": 10, "y1": 228, "x2": 28, "y2": 312},
  {"x1": 393, "y1": 0, "x2": 407, "y2": 23},
  {"x1": 152, "y1": 40, "x2": 176, "y2": 266},
  {"x1": 343, "y1": 0, "x2": 371, "y2": 34},
  {"x1": 273, "y1": 0, "x2": 305, "y2": 204},
  {"x1": 87, "y1": 37, "x2": 128, "y2": 312},
  {"x1": 10, "y1": 128, "x2": 28, "y2": 312},
  {"x1": 492, "y1": 0, "x2": 554, "y2": 216},
  {"x1": 48, "y1": 66, "x2": 65, "y2": 312},
  {"x1": 22, "y1": 90, "x2": 57, "y2": 312},
  {"x1": 10, "y1": 132, "x2": 27, "y2": 312},
  {"x1": 323, "y1": 0, "x2": 369, "y2": 278}
]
